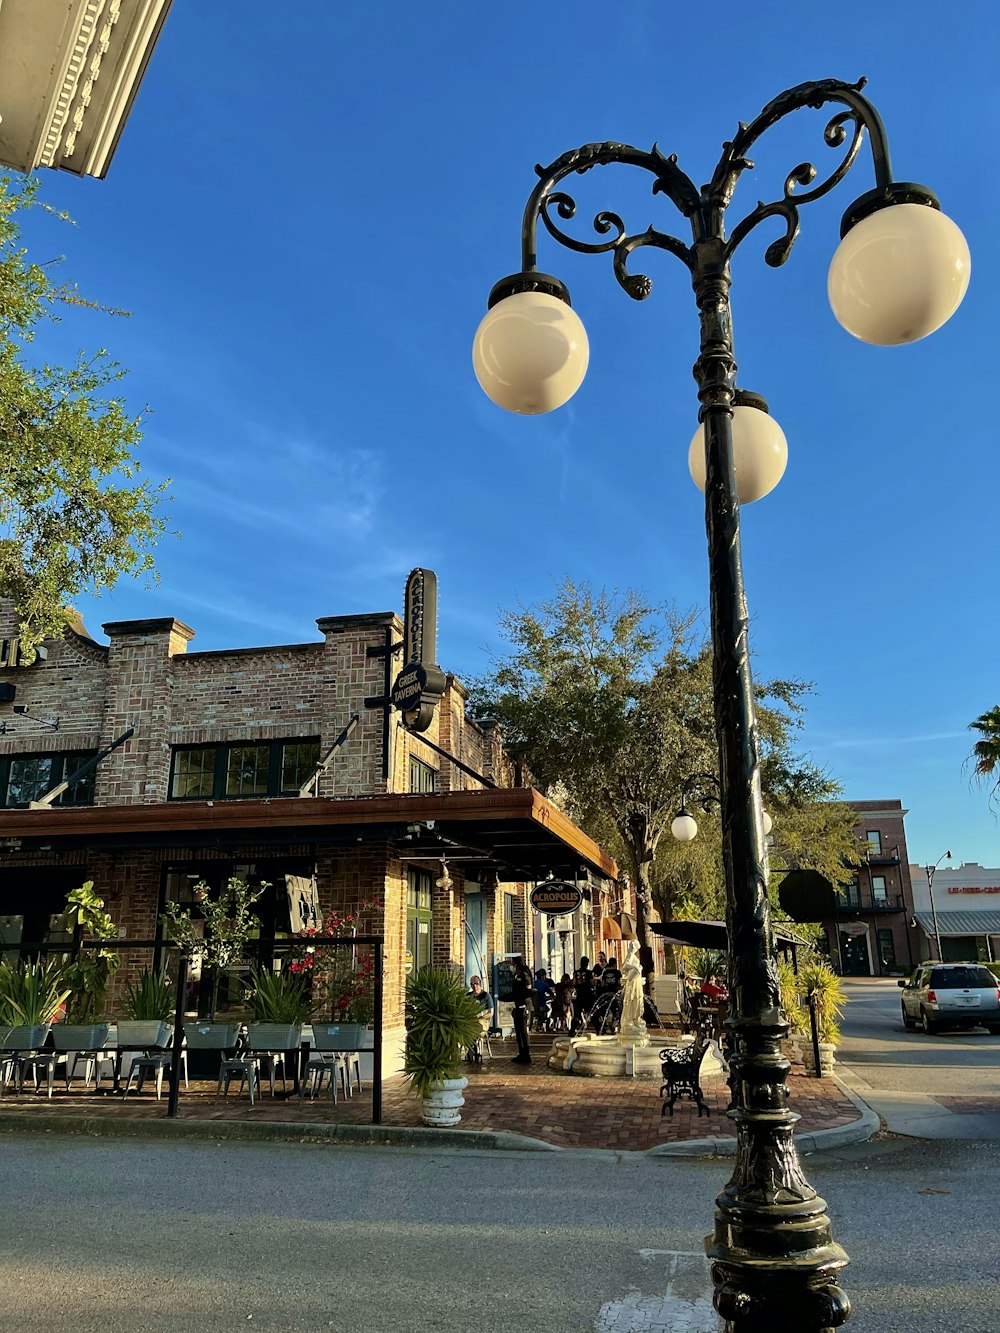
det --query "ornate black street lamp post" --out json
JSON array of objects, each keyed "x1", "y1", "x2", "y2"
[{"x1": 473, "y1": 78, "x2": 969, "y2": 1332}]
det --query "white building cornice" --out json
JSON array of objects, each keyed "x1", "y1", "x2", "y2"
[{"x1": 0, "y1": 0, "x2": 171, "y2": 179}]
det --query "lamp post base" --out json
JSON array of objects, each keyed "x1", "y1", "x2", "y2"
[
  {"x1": 706, "y1": 1030, "x2": 850, "y2": 1332},
  {"x1": 709, "y1": 1239, "x2": 850, "y2": 1333}
]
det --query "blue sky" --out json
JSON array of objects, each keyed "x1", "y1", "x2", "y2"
[{"x1": 17, "y1": 1, "x2": 1000, "y2": 867}]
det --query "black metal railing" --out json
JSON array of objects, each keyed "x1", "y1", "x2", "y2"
[
  {"x1": 834, "y1": 892, "x2": 904, "y2": 913},
  {"x1": 0, "y1": 934, "x2": 384, "y2": 1123}
]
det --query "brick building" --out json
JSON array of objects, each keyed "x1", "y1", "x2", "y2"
[
  {"x1": 822, "y1": 799, "x2": 919, "y2": 977},
  {"x1": 0, "y1": 598, "x2": 616, "y2": 1072}
]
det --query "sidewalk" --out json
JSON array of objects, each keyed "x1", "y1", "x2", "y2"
[
  {"x1": 836, "y1": 1062, "x2": 1000, "y2": 1140},
  {"x1": 0, "y1": 1031, "x2": 872, "y2": 1154}
]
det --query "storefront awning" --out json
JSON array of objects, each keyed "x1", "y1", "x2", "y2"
[
  {"x1": 650, "y1": 919, "x2": 811, "y2": 951},
  {"x1": 914, "y1": 910, "x2": 1000, "y2": 936},
  {"x1": 0, "y1": 787, "x2": 617, "y2": 882}
]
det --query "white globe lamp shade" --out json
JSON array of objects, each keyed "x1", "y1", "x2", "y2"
[
  {"x1": 473, "y1": 285, "x2": 589, "y2": 415},
  {"x1": 828, "y1": 202, "x2": 970, "y2": 346},
  {"x1": 688, "y1": 402, "x2": 788, "y2": 504},
  {"x1": 762, "y1": 809, "x2": 773, "y2": 836},
  {"x1": 671, "y1": 812, "x2": 699, "y2": 843}
]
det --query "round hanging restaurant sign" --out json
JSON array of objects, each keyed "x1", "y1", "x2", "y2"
[{"x1": 530, "y1": 881, "x2": 583, "y2": 916}]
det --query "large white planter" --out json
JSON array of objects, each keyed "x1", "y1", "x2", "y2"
[
  {"x1": 116, "y1": 1020, "x2": 172, "y2": 1050},
  {"x1": 421, "y1": 1075, "x2": 468, "y2": 1127},
  {"x1": 183, "y1": 1022, "x2": 242, "y2": 1050},
  {"x1": 0, "y1": 1024, "x2": 51, "y2": 1051},
  {"x1": 52, "y1": 1023, "x2": 111, "y2": 1052},
  {"x1": 247, "y1": 1023, "x2": 302, "y2": 1051}
]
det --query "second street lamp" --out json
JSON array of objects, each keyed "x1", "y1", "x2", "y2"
[
  {"x1": 926, "y1": 849, "x2": 953, "y2": 962},
  {"x1": 473, "y1": 77, "x2": 969, "y2": 1332}
]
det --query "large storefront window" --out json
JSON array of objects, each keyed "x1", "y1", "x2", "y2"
[
  {"x1": 158, "y1": 859, "x2": 313, "y2": 1016},
  {"x1": 0, "y1": 867, "x2": 82, "y2": 960},
  {"x1": 407, "y1": 868, "x2": 433, "y2": 971}
]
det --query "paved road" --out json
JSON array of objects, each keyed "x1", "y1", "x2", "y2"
[
  {"x1": 837, "y1": 978, "x2": 1000, "y2": 1138},
  {"x1": 1, "y1": 1133, "x2": 997, "y2": 1332}
]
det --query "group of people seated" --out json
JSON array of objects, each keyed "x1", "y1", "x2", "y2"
[
  {"x1": 680, "y1": 969, "x2": 729, "y2": 1037},
  {"x1": 530, "y1": 951, "x2": 623, "y2": 1034}
]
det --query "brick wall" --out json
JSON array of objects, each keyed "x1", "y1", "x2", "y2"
[{"x1": 0, "y1": 599, "x2": 541, "y2": 1065}]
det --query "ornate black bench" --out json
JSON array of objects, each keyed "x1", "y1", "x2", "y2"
[{"x1": 659, "y1": 1030, "x2": 710, "y2": 1117}]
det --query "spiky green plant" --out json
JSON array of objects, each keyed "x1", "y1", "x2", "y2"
[
  {"x1": 246, "y1": 967, "x2": 310, "y2": 1024},
  {"x1": 689, "y1": 948, "x2": 725, "y2": 984},
  {"x1": 403, "y1": 966, "x2": 485, "y2": 1099},
  {"x1": 0, "y1": 960, "x2": 71, "y2": 1028},
  {"x1": 122, "y1": 968, "x2": 173, "y2": 1021},
  {"x1": 798, "y1": 959, "x2": 846, "y2": 1046},
  {"x1": 776, "y1": 959, "x2": 809, "y2": 1036}
]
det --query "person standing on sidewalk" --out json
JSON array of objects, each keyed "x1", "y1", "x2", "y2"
[{"x1": 511, "y1": 957, "x2": 532, "y2": 1064}]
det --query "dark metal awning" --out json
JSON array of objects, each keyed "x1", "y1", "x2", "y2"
[
  {"x1": 651, "y1": 919, "x2": 811, "y2": 951},
  {"x1": 0, "y1": 787, "x2": 617, "y2": 882}
]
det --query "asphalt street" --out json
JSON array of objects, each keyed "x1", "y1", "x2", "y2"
[
  {"x1": 836, "y1": 977, "x2": 1000, "y2": 1137},
  {"x1": 0, "y1": 1132, "x2": 997, "y2": 1333}
]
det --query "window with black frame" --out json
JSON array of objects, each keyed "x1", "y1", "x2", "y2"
[
  {"x1": 169, "y1": 738, "x2": 320, "y2": 800},
  {"x1": 0, "y1": 752, "x2": 97, "y2": 807},
  {"x1": 408, "y1": 756, "x2": 437, "y2": 793}
]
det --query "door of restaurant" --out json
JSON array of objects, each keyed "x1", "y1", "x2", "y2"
[
  {"x1": 406, "y1": 868, "x2": 432, "y2": 971},
  {"x1": 465, "y1": 892, "x2": 487, "y2": 986},
  {"x1": 840, "y1": 931, "x2": 871, "y2": 976}
]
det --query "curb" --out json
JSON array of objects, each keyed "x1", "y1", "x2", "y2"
[
  {"x1": 645, "y1": 1077, "x2": 879, "y2": 1158},
  {"x1": 0, "y1": 1079, "x2": 879, "y2": 1159},
  {"x1": 0, "y1": 1113, "x2": 560, "y2": 1154}
]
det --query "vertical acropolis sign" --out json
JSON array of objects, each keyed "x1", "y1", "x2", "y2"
[{"x1": 391, "y1": 568, "x2": 446, "y2": 732}]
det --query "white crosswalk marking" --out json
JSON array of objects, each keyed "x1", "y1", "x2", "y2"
[{"x1": 594, "y1": 1250, "x2": 720, "y2": 1332}]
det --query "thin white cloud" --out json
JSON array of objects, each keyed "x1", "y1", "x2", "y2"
[
  {"x1": 169, "y1": 442, "x2": 385, "y2": 542},
  {"x1": 821, "y1": 731, "x2": 967, "y2": 750},
  {"x1": 154, "y1": 585, "x2": 309, "y2": 640}
]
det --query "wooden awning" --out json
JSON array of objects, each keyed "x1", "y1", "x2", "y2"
[{"x1": 0, "y1": 786, "x2": 617, "y2": 882}]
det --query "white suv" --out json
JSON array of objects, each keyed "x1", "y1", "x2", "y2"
[{"x1": 899, "y1": 963, "x2": 1000, "y2": 1035}]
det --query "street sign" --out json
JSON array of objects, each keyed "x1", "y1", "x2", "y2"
[{"x1": 530, "y1": 881, "x2": 583, "y2": 916}]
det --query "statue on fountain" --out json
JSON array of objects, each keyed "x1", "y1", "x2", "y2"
[{"x1": 618, "y1": 941, "x2": 649, "y2": 1047}]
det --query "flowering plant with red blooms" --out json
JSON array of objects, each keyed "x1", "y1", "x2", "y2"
[{"x1": 289, "y1": 897, "x2": 382, "y2": 1024}]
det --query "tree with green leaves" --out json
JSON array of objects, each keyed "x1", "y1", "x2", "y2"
[
  {"x1": 470, "y1": 579, "x2": 859, "y2": 970},
  {"x1": 968, "y1": 706, "x2": 1000, "y2": 807},
  {"x1": 0, "y1": 173, "x2": 167, "y2": 654}
]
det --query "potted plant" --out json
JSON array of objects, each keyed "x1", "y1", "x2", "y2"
[
  {"x1": 117, "y1": 968, "x2": 174, "y2": 1049},
  {"x1": 0, "y1": 959, "x2": 71, "y2": 1050},
  {"x1": 290, "y1": 898, "x2": 381, "y2": 1076},
  {"x1": 797, "y1": 960, "x2": 846, "y2": 1074},
  {"x1": 52, "y1": 882, "x2": 119, "y2": 1055},
  {"x1": 403, "y1": 965, "x2": 485, "y2": 1126},
  {"x1": 245, "y1": 966, "x2": 310, "y2": 1051}
]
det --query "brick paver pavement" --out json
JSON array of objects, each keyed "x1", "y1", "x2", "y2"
[{"x1": 0, "y1": 1031, "x2": 860, "y2": 1151}]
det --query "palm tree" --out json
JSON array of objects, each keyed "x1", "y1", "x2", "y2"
[{"x1": 968, "y1": 706, "x2": 1000, "y2": 804}]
